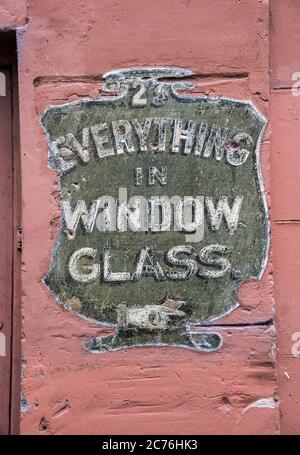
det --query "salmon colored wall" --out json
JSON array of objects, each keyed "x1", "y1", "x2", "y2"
[
  {"x1": 270, "y1": 0, "x2": 300, "y2": 435},
  {"x1": 0, "y1": 0, "x2": 26, "y2": 29},
  {"x1": 0, "y1": 0, "x2": 298, "y2": 434}
]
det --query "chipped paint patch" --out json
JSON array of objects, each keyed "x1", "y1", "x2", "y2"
[
  {"x1": 242, "y1": 397, "x2": 278, "y2": 414},
  {"x1": 65, "y1": 296, "x2": 82, "y2": 311}
]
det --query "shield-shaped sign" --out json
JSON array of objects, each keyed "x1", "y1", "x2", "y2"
[{"x1": 41, "y1": 67, "x2": 268, "y2": 353}]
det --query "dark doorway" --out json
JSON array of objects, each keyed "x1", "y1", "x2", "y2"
[{"x1": 0, "y1": 31, "x2": 21, "y2": 435}]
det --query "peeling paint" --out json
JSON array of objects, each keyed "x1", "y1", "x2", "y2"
[
  {"x1": 20, "y1": 391, "x2": 30, "y2": 413},
  {"x1": 242, "y1": 397, "x2": 278, "y2": 414}
]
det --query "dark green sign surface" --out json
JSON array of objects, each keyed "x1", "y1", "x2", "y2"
[{"x1": 41, "y1": 67, "x2": 268, "y2": 352}]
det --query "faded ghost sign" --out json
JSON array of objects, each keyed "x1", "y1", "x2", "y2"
[{"x1": 41, "y1": 67, "x2": 268, "y2": 353}]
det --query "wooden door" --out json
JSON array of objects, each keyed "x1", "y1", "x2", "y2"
[{"x1": 0, "y1": 68, "x2": 13, "y2": 435}]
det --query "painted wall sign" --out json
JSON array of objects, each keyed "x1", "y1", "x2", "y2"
[{"x1": 41, "y1": 67, "x2": 268, "y2": 353}]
